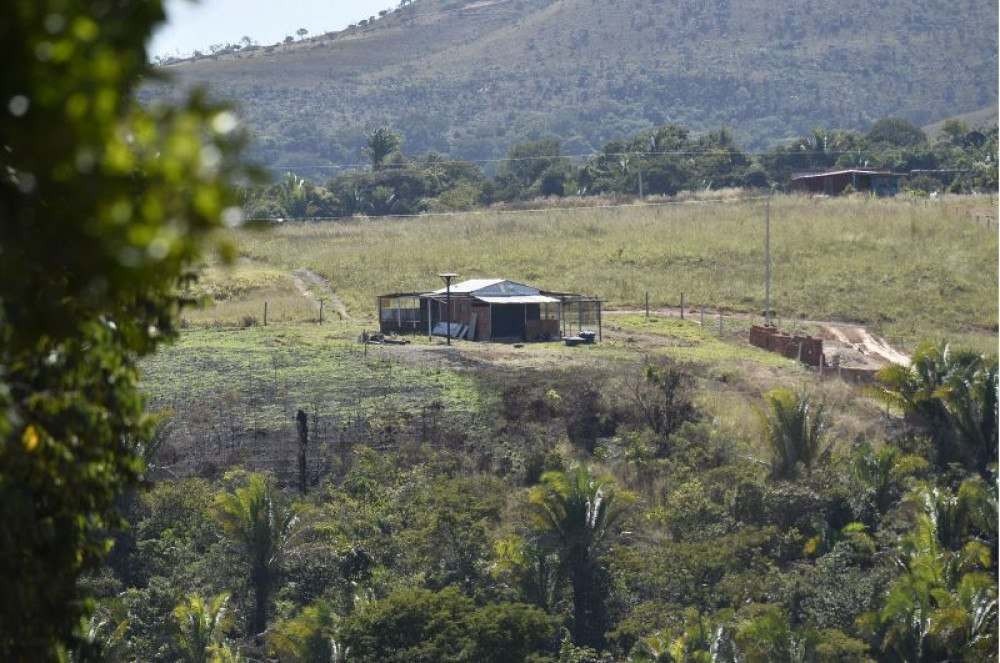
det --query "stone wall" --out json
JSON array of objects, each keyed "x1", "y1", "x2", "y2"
[{"x1": 749, "y1": 325, "x2": 825, "y2": 367}]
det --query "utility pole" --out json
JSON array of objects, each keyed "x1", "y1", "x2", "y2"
[
  {"x1": 438, "y1": 272, "x2": 458, "y2": 346},
  {"x1": 764, "y1": 190, "x2": 772, "y2": 326}
]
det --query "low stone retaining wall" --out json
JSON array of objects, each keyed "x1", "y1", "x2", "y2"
[{"x1": 749, "y1": 325, "x2": 825, "y2": 367}]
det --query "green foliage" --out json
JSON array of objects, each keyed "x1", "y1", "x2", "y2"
[
  {"x1": 866, "y1": 118, "x2": 928, "y2": 148},
  {"x1": 338, "y1": 586, "x2": 557, "y2": 662},
  {"x1": 214, "y1": 472, "x2": 300, "y2": 637},
  {"x1": 528, "y1": 466, "x2": 635, "y2": 648},
  {"x1": 759, "y1": 389, "x2": 830, "y2": 480},
  {"x1": 267, "y1": 600, "x2": 340, "y2": 663},
  {"x1": 364, "y1": 126, "x2": 401, "y2": 171},
  {"x1": 865, "y1": 481, "x2": 998, "y2": 661},
  {"x1": 172, "y1": 593, "x2": 234, "y2": 663},
  {"x1": 0, "y1": 0, "x2": 247, "y2": 656},
  {"x1": 873, "y1": 342, "x2": 998, "y2": 475}
]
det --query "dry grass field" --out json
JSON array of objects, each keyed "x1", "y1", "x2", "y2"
[{"x1": 217, "y1": 194, "x2": 997, "y2": 353}]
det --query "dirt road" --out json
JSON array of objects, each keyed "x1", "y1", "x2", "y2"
[
  {"x1": 291, "y1": 268, "x2": 351, "y2": 321},
  {"x1": 607, "y1": 306, "x2": 910, "y2": 369}
]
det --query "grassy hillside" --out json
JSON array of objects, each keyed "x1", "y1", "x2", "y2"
[
  {"x1": 152, "y1": 0, "x2": 998, "y2": 173},
  {"x1": 923, "y1": 104, "x2": 999, "y2": 138},
  {"x1": 200, "y1": 195, "x2": 999, "y2": 352}
]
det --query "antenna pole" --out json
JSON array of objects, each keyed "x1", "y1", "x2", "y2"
[{"x1": 764, "y1": 191, "x2": 772, "y2": 326}]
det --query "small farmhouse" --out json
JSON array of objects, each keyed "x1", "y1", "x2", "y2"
[
  {"x1": 377, "y1": 278, "x2": 601, "y2": 342},
  {"x1": 790, "y1": 169, "x2": 903, "y2": 196}
]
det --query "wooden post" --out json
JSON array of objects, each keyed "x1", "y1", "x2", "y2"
[
  {"x1": 700, "y1": 306, "x2": 705, "y2": 327},
  {"x1": 717, "y1": 312, "x2": 723, "y2": 336},
  {"x1": 597, "y1": 301, "x2": 602, "y2": 342},
  {"x1": 645, "y1": 291, "x2": 649, "y2": 319},
  {"x1": 263, "y1": 301, "x2": 268, "y2": 326},
  {"x1": 680, "y1": 292, "x2": 685, "y2": 319},
  {"x1": 296, "y1": 409, "x2": 308, "y2": 495},
  {"x1": 319, "y1": 299, "x2": 324, "y2": 323},
  {"x1": 427, "y1": 298, "x2": 432, "y2": 340}
]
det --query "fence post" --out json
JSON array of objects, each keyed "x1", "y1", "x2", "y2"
[
  {"x1": 645, "y1": 291, "x2": 649, "y2": 319},
  {"x1": 263, "y1": 301, "x2": 268, "y2": 327},
  {"x1": 717, "y1": 312, "x2": 723, "y2": 336},
  {"x1": 296, "y1": 409, "x2": 308, "y2": 495},
  {"x1": 680, "y1": 292, "x2": 685, "y2": 320},
  {"x1": 700, "y1": 306, "x2": 705, "y2": 327},
  {"x1": 319, "y1": 299, "x2": 324, "y2": 324}
]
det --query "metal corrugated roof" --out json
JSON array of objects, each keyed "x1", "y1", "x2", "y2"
[{"x1": 475, "y1": 295, "x2": 560, "y2": 304}]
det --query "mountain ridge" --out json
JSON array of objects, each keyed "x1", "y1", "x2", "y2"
[{"x1": 153, "y1": 0, "x2": 998, "y2": 175}]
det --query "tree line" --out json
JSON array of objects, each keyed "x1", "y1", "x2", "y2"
[{"x1": 241, "y1": 118, "x2": 999, "y2": 220}]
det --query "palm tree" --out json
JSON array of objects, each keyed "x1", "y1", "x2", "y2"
[
  {"x1": 759, "y1": 389, "x2": 829, "y2": 480},
  {"x1": 363, "y1": 127, "x2": 400, "y2": 171},
  {"x1": 527, "y1": 465, "x2": 634, "y2": 649},
  {"x1": 875, "y1": 482, "x2": 998, "y2": 661},
  {"x1": 214, "y1": 473, "x2": 299, "y2": 638},
  {"x1": 873, "y1": 342, "x2": 997, "y2": 474},
  {"x1": 173, "y1": 593, "x2": 233, "y2": 663}
]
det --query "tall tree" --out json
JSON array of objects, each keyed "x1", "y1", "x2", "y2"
[
  {"x1": 214, "y1": 473, "x2": 299, "y2": 638},
  {"x1": 527, "y1": 466, "x2": 633, "y2": 649},
  {"x1": 0, "y1": 0, "x2": 245, "y2": 657},
  {"x1": 363, "y1": 127, "x2": 401, "y2": 171}
]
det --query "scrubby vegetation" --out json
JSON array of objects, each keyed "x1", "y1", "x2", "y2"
[
  {"x1": 156, "y1": 0, "x2": 998, "y2": 173},
  {"x1": 85, "y1": 327, "x2": 997, "y2": 661},
  {"x1": 240, "y1": 120, "x2": 998, "y2": 219}
]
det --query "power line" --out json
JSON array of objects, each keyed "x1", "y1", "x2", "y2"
[
  {"x1": 245, "y1": 193, "x2": 774, "y2": 222},
  {"x1": 267, "y1": 148, "x2": 886, "y2": 172}
]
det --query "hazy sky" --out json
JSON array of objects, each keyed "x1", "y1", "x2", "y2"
[{"x1": 150, "y1": 0, "x2": 393, "y2": 57}]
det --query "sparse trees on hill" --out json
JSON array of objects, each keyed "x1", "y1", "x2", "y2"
[{"x1": 296, "y1": 28, "x2": 308, "y2": 40}]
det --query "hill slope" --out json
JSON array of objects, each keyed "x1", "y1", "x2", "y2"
[{"x1": 155, "y1": 0, "x2": 998, "y2": 173}]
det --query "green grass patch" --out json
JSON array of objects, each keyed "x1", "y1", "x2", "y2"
[{"x1": 226, "y1": 196, "x2": 997, "y2": 352}]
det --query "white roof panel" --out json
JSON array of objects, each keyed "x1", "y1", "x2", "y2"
[
  {"x1": 475, "y1": 295, "x2": 560, "y2": 304},
  {"x1": 430, "y1": 278, "x2": 505, "y2": 294}
]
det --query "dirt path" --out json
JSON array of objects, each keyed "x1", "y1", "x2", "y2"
[
  {"x1": 291, "y1": 268, "x2": 351, "y2": 321},
  {"x1": 606, "y1": 306, "x2": 910, "y2": 368}
]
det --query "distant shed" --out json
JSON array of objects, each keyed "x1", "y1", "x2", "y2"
[
  {"x1": 377, "y1": 278, "x2": 601, "y2": 342},
  {"x1": 791, "y1": 169, "x2": 903, "y2": 196}
]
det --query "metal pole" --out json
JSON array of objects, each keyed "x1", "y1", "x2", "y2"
[
  {"x1": 439, "y1": 273, "x2": 457, "y2": 346},
  {"x1": 764, "y1": 191, "x2": 772, "y2": 326}
]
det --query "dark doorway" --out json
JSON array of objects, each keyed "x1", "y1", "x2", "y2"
[{"x1": 491, "y1": 304, "x2": 525, "y2": 339}]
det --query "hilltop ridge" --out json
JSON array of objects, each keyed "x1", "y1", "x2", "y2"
[{"x1": 153, "y1": 0, "x2": 999, "y2": 172}]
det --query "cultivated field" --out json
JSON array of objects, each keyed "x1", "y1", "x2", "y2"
[{"x1": 221, "y1": 194, "x2": 998, "y2": 353}]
